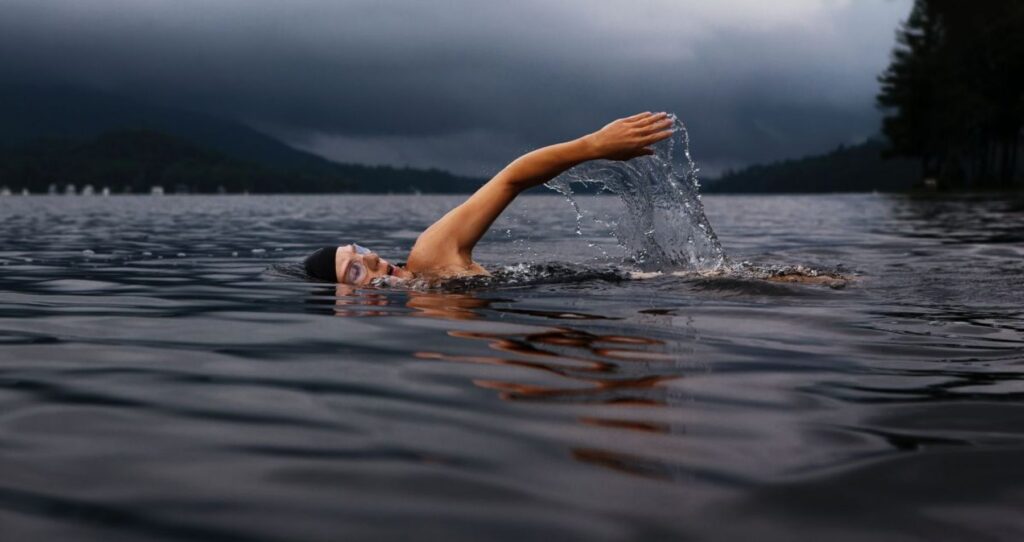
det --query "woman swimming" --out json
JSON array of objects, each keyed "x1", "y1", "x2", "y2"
[{"x1": 303, "y1": 111, "x2": 675, "y2": 285}]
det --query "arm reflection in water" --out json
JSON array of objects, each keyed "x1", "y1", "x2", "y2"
[
  {"x1": 322, "y1": 286, "x2": 694, "y2": 479},
  {"x1": 416, "y1": 328, "x2": 672, "y2": 405},
  {"x1": 415, "y1": 326, "x2": 688, "y2": 479}
]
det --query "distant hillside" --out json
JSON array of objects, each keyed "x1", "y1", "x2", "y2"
[
  {"x1": 0, "y1": 130, "x2": 483, "y2": 194},
  {"x1": 1, "y1": 130, "x2": 328, "y2": 193},
  {"x1": 704, "y1": 139, "x2": 919, "y2": 193},
  {"x1": 0, "y1": 86, "x2": 483, "y2": 193}
]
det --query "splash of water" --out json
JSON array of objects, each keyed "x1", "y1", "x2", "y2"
[{"x1": 545, "y1": 115, "x2": 726, "y2": 272}]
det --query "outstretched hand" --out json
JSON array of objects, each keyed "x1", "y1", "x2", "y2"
[{"x1": 583, "y1": 112, "x2": 674, "y2": 161}]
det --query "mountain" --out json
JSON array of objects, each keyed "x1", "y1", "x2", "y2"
[
  {"x1": 0, "y1": 129, "x2": 338, "y2": 193},
  {"x1": 704, "y1": 139, "x2": 920, "y2": 193},
  {"x1": 0, "y1": 86, "x2": 332, "y2": 171},
  {"x1": 0, "y1": 86, "x2": 483, "y2": 193}
]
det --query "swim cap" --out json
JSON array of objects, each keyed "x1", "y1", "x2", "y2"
[{"x1": 303, "y1": 246, "x2": 337, "y2": 282}]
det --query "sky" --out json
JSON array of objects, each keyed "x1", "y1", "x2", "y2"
[{"x1": 0, "y1": 0, "x2": 912, "y2": 177}]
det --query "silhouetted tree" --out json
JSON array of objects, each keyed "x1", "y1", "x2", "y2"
[
  {"x1": 878, "y1": 1, "x2": 944, "y2": 180},
  {"x1": 878, "y1": 0, "x2": 1024, "y2": 188}
]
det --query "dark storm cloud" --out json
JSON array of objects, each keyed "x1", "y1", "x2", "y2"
[{"x1": 0, "y1": 0, "x2": 910, "y2": 175}]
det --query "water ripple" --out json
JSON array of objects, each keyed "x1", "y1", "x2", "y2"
[{"x1": 0, "y1": 194, "x2": 1022, "y2": 541}]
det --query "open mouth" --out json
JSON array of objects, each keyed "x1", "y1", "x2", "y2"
[{"x1": 387, "y1": 264, "x2": 395, "y2": 276}]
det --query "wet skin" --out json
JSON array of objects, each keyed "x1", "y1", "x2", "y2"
[{"x1": 328, "y1": 112, "x2": 676, "y2": 285}]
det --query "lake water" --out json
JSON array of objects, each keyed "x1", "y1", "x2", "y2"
[{"x1": 1, "y1": 193, "x2": 1023, "y2": 541}]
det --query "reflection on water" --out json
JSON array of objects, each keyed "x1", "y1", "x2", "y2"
[
  {"x1": 328, "y1": 287, "x2": 690, "y2": 479},
  {"x1": 421, "y1": 323, "x2": 682, "y2": 479},
  {"x1": 1, "y1": 194, "x2": 1023, "y2": 541},
  {"x1": 419, "y1": 327, "x2": 673, "y2": 401}
]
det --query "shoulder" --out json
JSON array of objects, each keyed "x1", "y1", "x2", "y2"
[{"x1": 405, "y1": 248, "x2": 489, "y2": 278}]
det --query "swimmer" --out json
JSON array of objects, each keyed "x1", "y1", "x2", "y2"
[{"x1": 304, "y1": 112, "x2": 675, "y2": 285}]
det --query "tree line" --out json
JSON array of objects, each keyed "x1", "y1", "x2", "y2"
[
  {"x1": 706, "y1": 140, "x2": 918, "y2": 193},
  {"x1": 878, "y1": 0, "x2": 1024, "y2": 189}
]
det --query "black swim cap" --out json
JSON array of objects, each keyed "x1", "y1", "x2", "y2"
[{"x1": 303, "y1": 246, "x2": 337, "y2": 282}]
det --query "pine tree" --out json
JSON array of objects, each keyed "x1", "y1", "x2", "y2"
[
  {"x1": 878, "y1": 0, "x2": 1024, "y2": 188},
  {"x1": 877, "y1": 1, "x2": 946, "y2": 184}
]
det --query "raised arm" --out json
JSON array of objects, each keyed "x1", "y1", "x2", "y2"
[{"x1": 405, "y1": 112, "x2": 674, "y2": 276}]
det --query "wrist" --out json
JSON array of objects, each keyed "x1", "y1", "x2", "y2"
[{"x1": 575, "y1": 134, "x2": 603, "y2": 161}]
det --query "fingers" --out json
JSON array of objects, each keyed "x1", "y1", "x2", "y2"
[
  {"x1": 624, "y1": 111, "x2": 653, "y2": 122},
  {"x1": 641, "y1": 129, "x2": 674, "y2": 145},
  {"x1": 633, "y1": 112, "x2": 670, "y2": 127},
  {"x1": 626, "y1": 112, "x2": 670, "y2": 127},
  {"x1": 636, "y1": 118, "x2": 672, "y2": 136}
]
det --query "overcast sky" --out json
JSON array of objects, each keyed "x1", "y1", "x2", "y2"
[{"x1": 1, "y1": 0, "x2": 911, "y2": 176}]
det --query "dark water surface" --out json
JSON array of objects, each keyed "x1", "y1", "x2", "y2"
[{"x1": 1, "y1": 194, "x2": 1023, "y2": 541}]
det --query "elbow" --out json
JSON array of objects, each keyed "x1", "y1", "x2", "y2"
[{"x1": 492, "y1": 166, "x2": 533, "y2": 194}]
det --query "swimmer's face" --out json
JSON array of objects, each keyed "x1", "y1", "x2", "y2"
[{"x1": 335, "y1": 244, "x2": 410, "y2": 286}]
